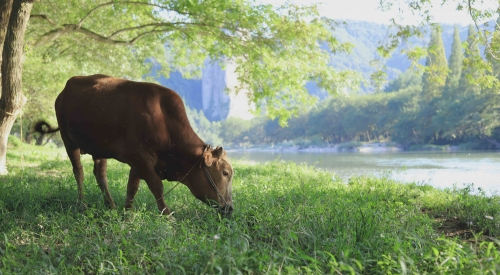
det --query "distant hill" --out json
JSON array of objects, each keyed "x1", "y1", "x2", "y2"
[{"x1": 153, "y1": 21, "x2": 478, "y2": 120}]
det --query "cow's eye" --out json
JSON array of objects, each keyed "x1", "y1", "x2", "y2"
[{"x1": 223, "y1": 171, "x2": 229, "y2": 176}]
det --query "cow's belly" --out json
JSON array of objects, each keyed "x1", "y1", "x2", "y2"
[{"x1": 67, "y1": 126, "x2": 127, "y2": 160}]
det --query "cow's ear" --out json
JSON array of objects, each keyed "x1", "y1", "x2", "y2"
[
  {"x1": 203, "y1": 150, "x2": 216, "y2": 167},
  {"x1": 213, "y1": 146, "x2": 224, "y2": 158},
  {"x1": 203, "y1": 146, "x2": 224, "y2": 166}
]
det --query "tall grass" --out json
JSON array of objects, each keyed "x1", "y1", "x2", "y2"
[{"x1": 1, "y1": 142, "x2": 500, "y2": 274}]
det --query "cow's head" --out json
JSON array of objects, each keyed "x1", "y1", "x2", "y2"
[{"x1": 186, "y1": 146, "x2": 233, "y2": 218}]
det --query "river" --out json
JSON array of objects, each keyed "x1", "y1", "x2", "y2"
[{"x1": 229, "y1": 150, "x2": 500, "y2": 194}]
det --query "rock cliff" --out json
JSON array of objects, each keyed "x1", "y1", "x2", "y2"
[{"x1": 202, "y1": 60, "x2": 253, "y2": 121}]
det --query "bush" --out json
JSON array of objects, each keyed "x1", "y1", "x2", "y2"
[{"x1": 7, "y1": 135, "x2": 22, "y2": 148}]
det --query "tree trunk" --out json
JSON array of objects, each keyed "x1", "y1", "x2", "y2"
[
  {"x1": 0, "y1": 0, "x2": 32, "y2": 174},
  {"x1": 0, "y1": 0, "x2": 13, "y2": 65}
]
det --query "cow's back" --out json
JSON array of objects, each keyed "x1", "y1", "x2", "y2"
[{"x1": 55, "y1": 74, "x2": 193, "y2": 161}]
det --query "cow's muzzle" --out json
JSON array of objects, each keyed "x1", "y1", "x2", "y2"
[{"x1": 219, "y1": 204, "x2": 233, "y2": 219}]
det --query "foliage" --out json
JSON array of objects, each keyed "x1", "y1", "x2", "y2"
[
  {"x1": 445, "y1": 25, "x2": 464, "y2": 91},
  {"x1": 221, "y1": 84, "x2": 500, "y2": 149},
  {"x1": 219, "y1": 23, "x2": 500, "y2": 150},
  {"x1": 15, "y1": 2, "x2": 500, "y2": 150},
  {"x1": 460, "y1": 25, "x2": 483, "y2": 92},
  {"x1": 377, "y1": 0, "x2": 499, "y2": 92},
  {"x1": 1, "y1": 147, "x2": 500, "y2": 273},
  {"x1": 486, "y1": 15, "x2": 500, "y2": 79},
  {"x1": 384, "y1": 69, "x2": 422, "y2": 93},
  {"x1": 218, "y1": 117, "x2": 256, "y2": 147},
  {"x1": 24, "y1": 0, "x2": 359, "y2": 126},
  {"x1": 7, "y1": 135, "x2": 22, "y2": 148},
  {"x1": 422, "y1": 26, "x2": 448, "y2": 98},
  {"x1": 329, "y1": 21, "x2": 404, "y2": 93}
]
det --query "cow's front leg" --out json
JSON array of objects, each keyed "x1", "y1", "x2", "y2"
[
  {"x1": 128, "y1": 157, "x2": 170, "y2": 215},
  {"x1": 125, "y1": 168, "x2": 141, "y2": 210},
  {"x1": 144, "y1": 174, "x2": 170, "y2": 215}
]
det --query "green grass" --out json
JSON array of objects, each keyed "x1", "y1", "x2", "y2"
[{"x1": 1, "y1": 141, "x2": 500, "y2": 274}]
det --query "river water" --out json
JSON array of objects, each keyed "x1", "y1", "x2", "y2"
[{"x1": 229, "y1": 150, "x2": 500, "y2": 194}]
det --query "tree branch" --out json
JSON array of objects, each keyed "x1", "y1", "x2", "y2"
[
  {"x1": 77, "y1": 1, "x2": 113, "y2": 27},
  {"x1": 467, "y1": 0, "x2": 500, "y2": 61},
  {"x1": 31, "y1": 0, "x2": 212, "y2": 48},
  {"x1": 29, "y1": 14, "x2": 55, "y2": 25},
  {"x1": 31, "y1": 1, "x2": 182, "y2": 29},
  {"x1": 34, "y1": 21, "x2": 213, "y2": 47},
  {"x1": 108, "y1": 22, "x2": 169, "y2": 38},
  {"x1": 76, "y1": 1, "x2": 180, "y2": 27},
  {"x1": 67, "y1": 24, "x2": 170, "y2": 45},
  {"x1": 31, "y1": 0, "x2": 251, "y2": 50}
]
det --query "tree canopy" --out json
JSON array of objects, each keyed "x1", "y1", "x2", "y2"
[
  {"x1": 421, "y1": 26, "x2": 447, "y2": 98},
  {"x1": 445, "y1": 25, "x2": 464, "y2": 91},
  {"x1": 22, "y1": 0, "x2": 500, "y2": 126},
  {"x1": 3, "y1": 0, "x2": 500, "y2": 150},
  {"x1": 217, "y1": 15, "x2": 500, "y2": 150},
  {"x1": 377, "y1": 0, "x2": 499, "y2": 91},
  {"x1": 25, "y1": 0, "x2": 359, "y2": 125}
]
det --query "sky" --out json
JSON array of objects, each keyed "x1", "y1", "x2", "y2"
[{"x1": 262, "y1": 0, "x2": 499, "y2": 25}]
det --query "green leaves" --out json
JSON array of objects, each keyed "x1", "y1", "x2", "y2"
[
  {"x1": 445, "y1": 26, "x2": 464, "y2": 91},
  {"x1": 377, "y1": 1, "x2": 500, "y2": 96},
  {"x1": 422, "y1": 26, "x2": 448, "y2": 98},
  {"x1": 25, "y1": 0, "x2": 356, "y2": 124}
]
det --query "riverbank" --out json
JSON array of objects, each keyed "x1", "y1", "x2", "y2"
[
  {"x1": 227, "y1": 141, "x2": 467, "y2": 153},
  {"x1": 227, "y1": 149, "x2": 500, "y2": 195},
  {"x1": 1, "y1": 146, "x2": 500, "y2": 273}
]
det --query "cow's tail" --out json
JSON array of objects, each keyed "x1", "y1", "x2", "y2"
[{"x1": 33, "y1": 120, "x2": 60, "y2": 134}]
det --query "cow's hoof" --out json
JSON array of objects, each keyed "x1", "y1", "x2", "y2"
[{"x1": 159, "y1": 207, "x2": 171, "y2": 216}]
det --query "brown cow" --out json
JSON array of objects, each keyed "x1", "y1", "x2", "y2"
[{"x1": 35, "y1": 74, "x2": 233, "y2": 217}]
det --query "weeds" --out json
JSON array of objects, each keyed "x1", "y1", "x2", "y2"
[{"x1": 0, "y1": 144, "x2": 500, "y2": 273}]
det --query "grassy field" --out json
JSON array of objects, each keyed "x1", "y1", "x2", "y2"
[{"x1": 1, "y1": 137, "x2": 500, "y2": 274}]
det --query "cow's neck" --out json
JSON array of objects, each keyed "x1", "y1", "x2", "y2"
[
  {"x1": 167, "y1": 134, "x2": 206, "y2": 175},
  {"x1": 181, "y1": 133, "x2": 205, "y2": 160},
  {"x1": 156, "y1": 136, "x2": 205, "y2": 183}
]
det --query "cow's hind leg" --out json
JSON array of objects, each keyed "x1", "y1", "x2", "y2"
[
  {"x1": 93, "y1": 158, "x2": 116, "y2": 209},
  {"x1": 57, "y1": 115, "x2": 88, "y2": 210},
  {"x1": 125, "y1": 168, "x2": 140, "y2": 210},
  {"x1": 66, "y1": 148, "x2": 86, "y2": 207}
]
